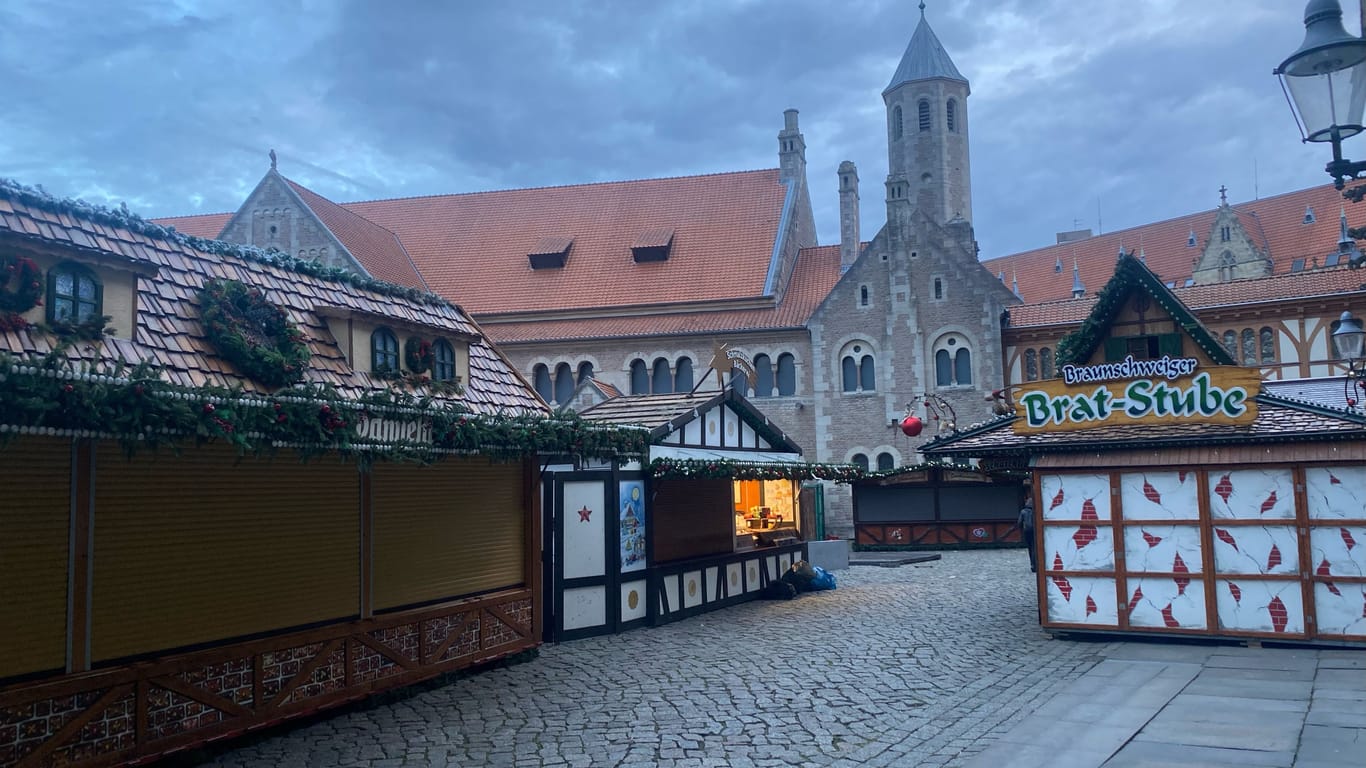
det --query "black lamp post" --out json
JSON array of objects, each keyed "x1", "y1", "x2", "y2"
[
  {"x1": 1276, "y1": 0, "x2": 1366, "y2": 189},
  {"x1": 1331, "y1": 310, "x2": 1366, "y2": 407}
]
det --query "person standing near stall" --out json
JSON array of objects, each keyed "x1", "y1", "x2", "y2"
[{"x1": 1018, "y1": 498, "x2": 1037, "y2": 573}]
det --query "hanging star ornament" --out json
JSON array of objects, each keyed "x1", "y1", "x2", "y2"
[{"x1": 578, "y1": 506, "x2": 593, "y2": 522}]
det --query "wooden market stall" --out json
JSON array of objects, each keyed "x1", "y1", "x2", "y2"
[
  {"x1": 852, "y1": 462, "x2": 1027, "y2": 548},
  {"x1": 539, "y1": 387, "x2": 857, "y2": 641},
  {"x1": 0, "y1": 179, "x2": 645, "y2": 767},
  {"x1": 922, "y1": 253, "x2": 1366, "y2": 645}
]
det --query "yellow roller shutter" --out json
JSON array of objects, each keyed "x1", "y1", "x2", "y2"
[
  {"x1": 372, "y1": 458, "x2": 524, "y2": 611},
  {"x1": 0, "y1": 437, "x2": 70, "y2": 678},
  {"x1": 91, "y1": 443, "x2": 360, "y2": 663}
]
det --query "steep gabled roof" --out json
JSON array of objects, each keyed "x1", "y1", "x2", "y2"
[
  {"x1": 987, "y1": 181, "x2": 1366, "y2": 303},
  {"x1": 1054, "y1": 252, "x2": 1235, "y2": 366},
  {"x1": 286, "y1": 180, "x2": 427, "y2": 290},
  {"x1": 345, "y1": 170, "x2": 792, "y2": 316},
  {"x1": 885, "y1": 12, "x2": 967, "y2": 93}
]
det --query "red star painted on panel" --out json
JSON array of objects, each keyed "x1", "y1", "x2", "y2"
[{"x1": 577, "y1": 506, "x2": 592, "y2": 522}]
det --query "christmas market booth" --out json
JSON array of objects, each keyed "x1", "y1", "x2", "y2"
[
  {"x1": 921, "y1": 253, "x2": 1366, "y2": 645},
  {"x1": 539, "y1": 387, "x2": 860, "y2": 641},
  {"x1": 0, "y1": 179, "x2": 647, "y2": 767},
  {"x1": 852, "y1": 460, "x2": 1028, "y2": 549}
]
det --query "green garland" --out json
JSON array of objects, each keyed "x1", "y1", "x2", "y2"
[
  {"x1": 404, "y1": 336, "x2": 433, "y2": 374},
  {"x1": 0, "y1": 253, "x2": 43, "y2": 331},
  {"x1": 648, "y1": 458, "x2": 864, "y2": 483},
  {"x1": 200, "y1": 279, "x2": 311, "y2": 389},
  {"x1": 0, "y1": 352, "x2": 650, "y2": 464}
]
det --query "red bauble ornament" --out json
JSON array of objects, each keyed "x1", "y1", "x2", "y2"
[{"x1": 899, "y1": 415, "x2": 924, "y2": 437}]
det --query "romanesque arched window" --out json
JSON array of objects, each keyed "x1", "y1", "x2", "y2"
[
  {"x1": 954, "y1": 348, "x2": 973, "y2": 385},
  {"x1": 1241, "y1": 329, "x2": 1256, "y2": 365},
  {"x1": 877, "y1": 452, "x2": 896, "y2": 471},
  {"x1": 892, "y1": 105, "x2": 904, "y2": 140},
  {"x1": 651, "y1": 357, "x2": 671, "y2": 394},
  {"x1": 753, "y1": 354, "x2": 774, "y2": 397},
  {"x1": 935, "y1": 349, "x2": 952, "y2": 387},
  {"x1": 860, "y1": 355, "x2": 876, "y2": 391},
  {"x1": 674, "y1": 356, "x2": 694, "y2": 392},
  {"x1": 852, "y1": 453, "x2": 870, "y2": 471},
  {"x1": 577, "y1": 360, "x2": 594, "y2": 383},
  {"x1": 630, "y1": 358, "x2": 649, "y2": 395},
  {"x1": 1223, "y1": 330, "x2": 1238, "y2": 358},
  {"x1": 1025, "y1": 349, "x2": 1038, "y2": 381},
  {"x1": 918, "y1": 99, "x2": 931, "y2": 132},
  {"x1": 554, "y1": 362, "x2": 574, "y2": 404},
  {"x1": 840, "y1": 342, "x2": 875, "y2": 393},
  {"x1": 1259, "y1": 327, "x2": 1276, "y2": 363},
  {"x1": 946, "y1": 99, "x2": 957, "y2": 132},
  {"x1": 776, "y1": 353, "x2": 796, "y2": 396},
  {"x1": 533, "y1": 364, "x2": 552, "y2": 402}
]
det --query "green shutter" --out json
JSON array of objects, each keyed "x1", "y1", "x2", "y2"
[
  {"x1": 1103, "y1": 338, "x2": 1127, "y2": 362},
  {"x1": 1158, "y1": 333, "x2": 1183, "y2": 358}
]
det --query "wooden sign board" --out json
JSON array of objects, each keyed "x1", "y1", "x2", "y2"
[{"x1": 1012, "y1": 357, "x2": 1260, "y2": 435}]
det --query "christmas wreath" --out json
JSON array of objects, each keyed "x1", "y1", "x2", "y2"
[
  {"x1": 199, "y1": 278, "x2": 311, "y2": 388},
  {"x1": 0, "y1": 253, "x2": 44, "y2": 315},
  {"x1": 404, "y1": 336, "x2": 434, "y2": 374}
]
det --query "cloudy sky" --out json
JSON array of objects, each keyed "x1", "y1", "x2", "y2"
[{"x1": 0, "y1": 0, "x2": 1350, "y2": 259}]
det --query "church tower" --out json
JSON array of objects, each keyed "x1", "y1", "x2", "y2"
[{"x1": 883, "y1": 3, "x2": 972, "y2": 226}]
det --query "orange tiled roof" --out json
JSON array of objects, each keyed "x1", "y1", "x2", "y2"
[
  {"x1": 483, "y1": 244, "x2": 843, "y2": 344},
  {"x1": 286, "y1": 180, "x2": 427, "y2": 291},
  {"x1": 987, "y1": 181, "x2": 1366, "y2": 304},
  {"x1": 0, "y1": 182, "x2": 544, "y2": 416},
  {"x1": 1009, "y1": 264, "x2": 1366, "y2": 328},
  {"x1": 343, "y1": 170, "x2": 790, "y2": 315},
  {"x1": 157, "y1": 211, "x2": 231, "y2": 239}
]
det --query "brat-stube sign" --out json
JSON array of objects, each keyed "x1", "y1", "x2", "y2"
[{"x1": 1012, "y1": 355, "x2": 1260, "y2": 434}]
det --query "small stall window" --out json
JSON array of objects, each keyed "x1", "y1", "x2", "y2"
[
  {"x1": 371, "y1": 328, "x2": 399, "y2": 373},
  {"x1": 432, "y1": 339, "x2": 457, "y2": 382}
]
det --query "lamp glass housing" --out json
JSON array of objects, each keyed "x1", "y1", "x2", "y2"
[
  {"x1": 1333, "y1": 311, "x2": 1366, "y2": 362},
  {"x1": 1277, "y1": 0, "x2": 1366, "y2": 141}
]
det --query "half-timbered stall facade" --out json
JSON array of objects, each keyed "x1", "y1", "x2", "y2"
[
  {"x1": 924, "y1": 254, "x2": 1366, "y2": 645},
  {"x1": 0, "y1": 180, "x2": 646, "y2": 767},
  {"x1": 539, "y1": 387, "x2": 857, "y2": 641}
]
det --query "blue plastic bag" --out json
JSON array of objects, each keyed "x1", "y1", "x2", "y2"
[{"x1": 809, "y1": 565, "x2": 837, "y2": 590}]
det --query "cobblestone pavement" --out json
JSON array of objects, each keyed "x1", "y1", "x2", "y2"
[{"x1": 194, "y1": 550, "x2": 1103, "y2": 767}]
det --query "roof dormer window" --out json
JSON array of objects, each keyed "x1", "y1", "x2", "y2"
[
  {"x1": 1304, "y1": 206, "x2": 1316, "y2": 224},
  {"x1": 48, "y1": 262, "x2": 102, "y2": 324},
  {"x1": 631, "y1": 227, "x2": 674, "y2": 263},
  {"x1": 528, "y1": 236, "x2": 573, "y2": 269}
]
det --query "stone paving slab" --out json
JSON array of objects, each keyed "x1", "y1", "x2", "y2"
[{"x1": 175, "y1": 550, "x2": 1366, "y2": 768}]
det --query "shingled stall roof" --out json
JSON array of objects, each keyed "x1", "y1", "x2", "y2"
[
  {"x1": 0, "y1": 179, "x2": 653, "y2": 462},
  {"x1": 920, "y1": 395, "x2": 1366, "y2": 459},
  {"x1": 579, "y1": 387, "x2": 801, "y2": 453},
  {"x1": 985, "y1": 180, "x2": 1366, "y2": 304},
  {"x1": 484, "y1": 244, "x2": 842, "y2": 344}
]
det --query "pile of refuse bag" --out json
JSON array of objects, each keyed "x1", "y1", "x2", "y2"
[{"x1": 761, "y1": 559, "x2": 837, "y2": 600}]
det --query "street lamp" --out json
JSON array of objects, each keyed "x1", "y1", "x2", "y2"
[
  {"x1": 1331, "y1": 310, "x2": 1366, "y2": 407},
  {"x1": 1275, "y1": 0, "x2": 1366, "y2": 190}
]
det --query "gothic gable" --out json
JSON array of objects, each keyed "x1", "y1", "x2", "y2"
[
  {"x1": 1191, "y1": 197, "x2": 1270, "y2": 284},
  {"x1": 216, "y1": 169, "x2": 370, "y2": 277}
]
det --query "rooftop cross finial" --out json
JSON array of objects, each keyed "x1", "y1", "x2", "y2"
[
  {"x1": 269, "y1": 148, "x2": 277, "y2": 170},
  {"x1": 1219, "y1": 184, "x2": 1228, "y2": 205}
]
